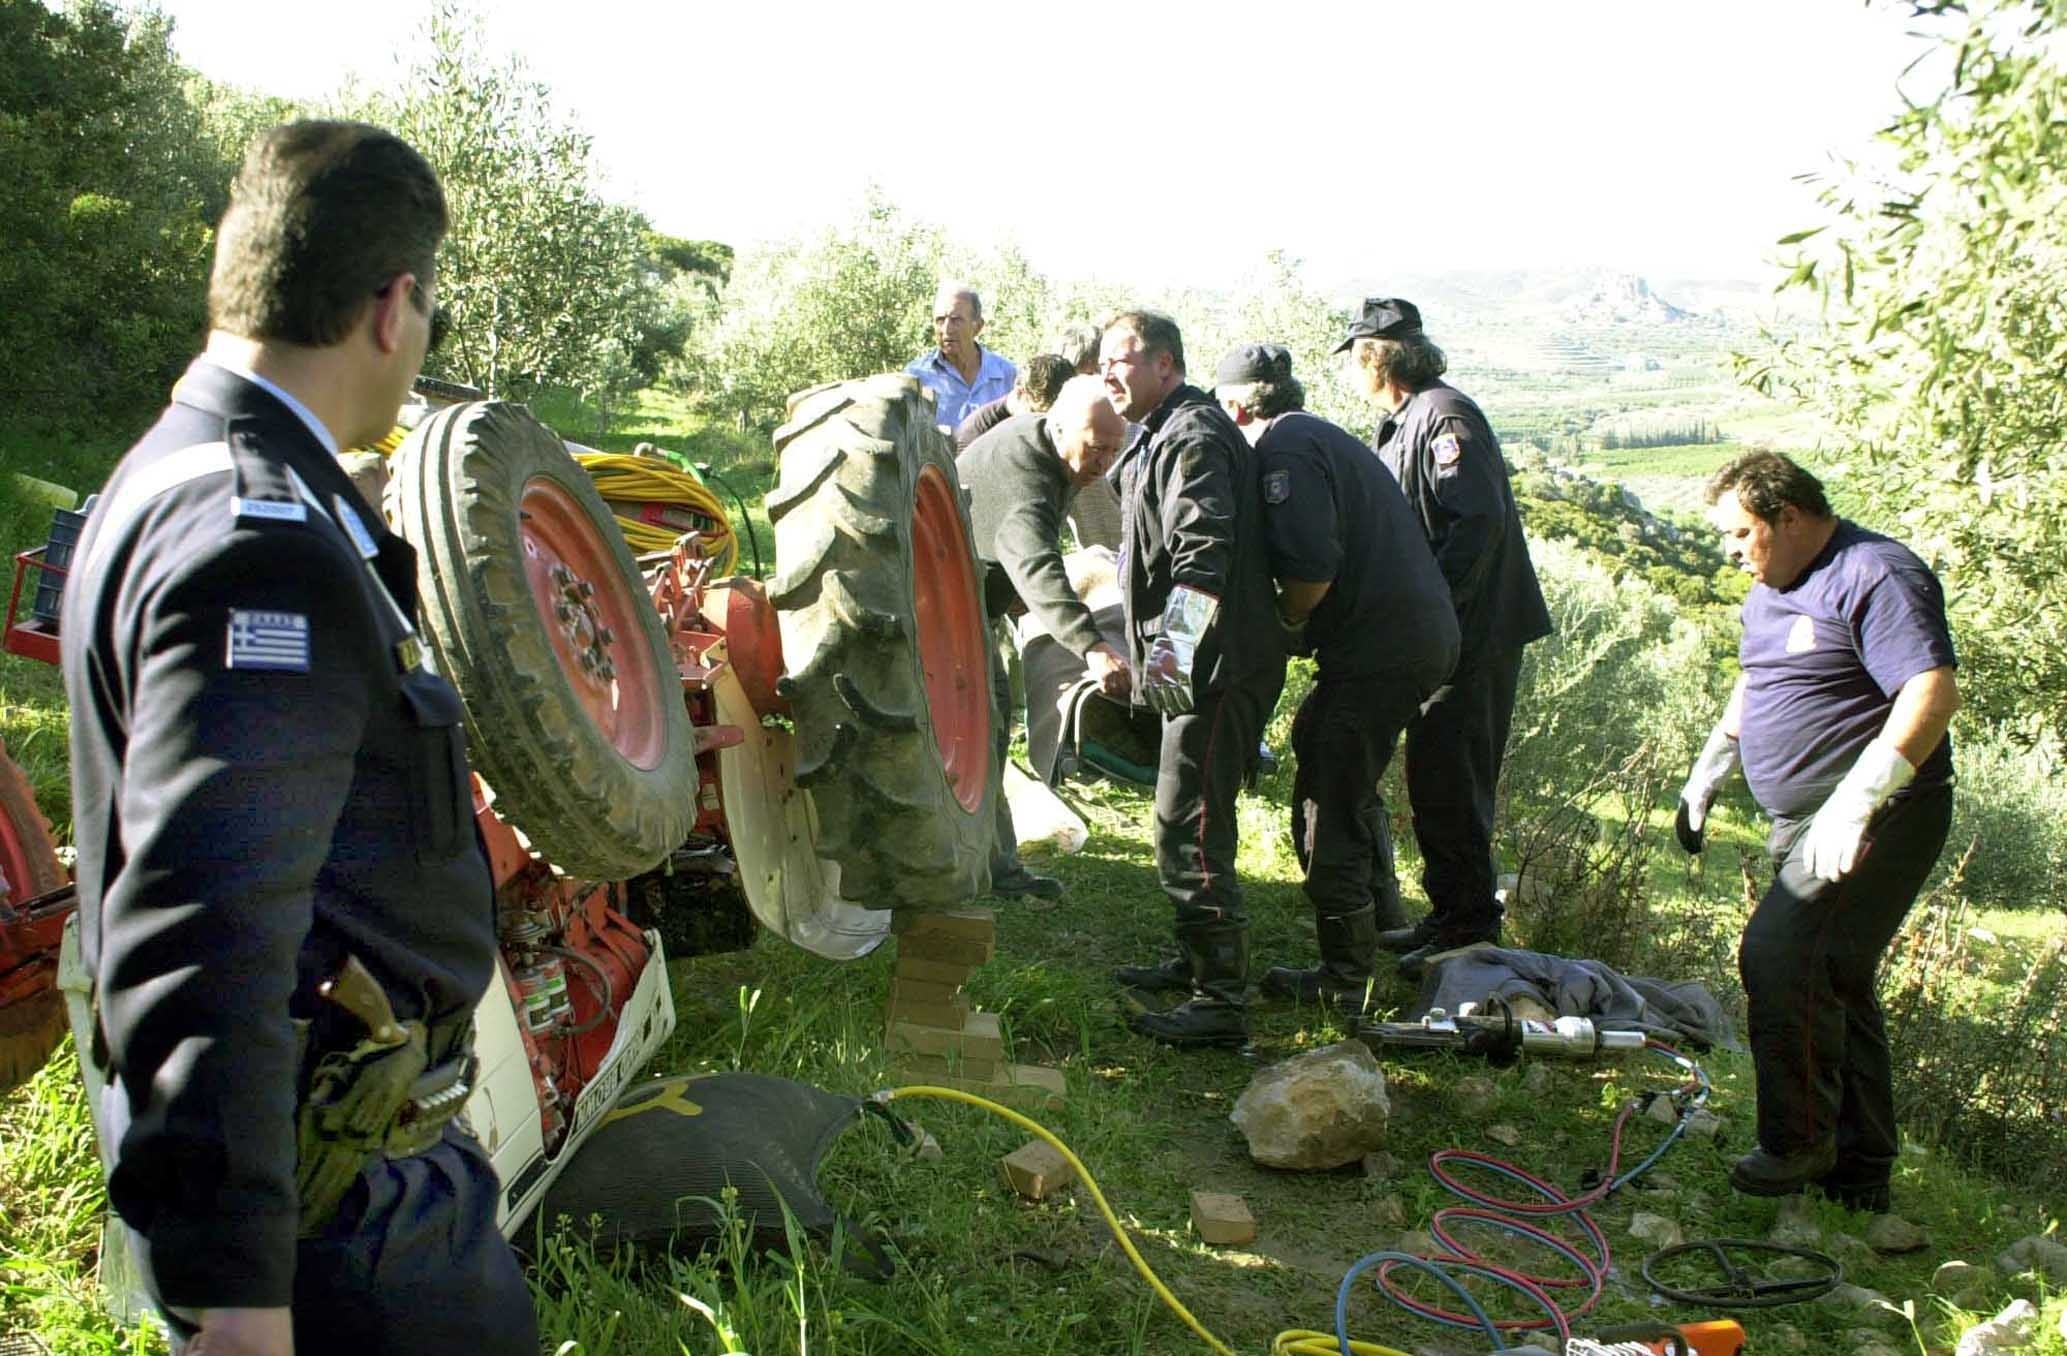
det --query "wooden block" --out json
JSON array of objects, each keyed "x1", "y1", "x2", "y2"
[
  {"x1": 894, "y1": 907, "x2": 996, "y2": 942},
  {"x1": 895, "y1": 1051, "x2": 1004, "y2": 1082},
  {"x1": 892, "y1": 954, "x2": 982, "y2": 986},
  {"x1": 1000, "y1": 1140, "x2": 1075, "y2": 1200},
  {"x1": 886, "y1": 1010, "x2": 1004, "y2": 1062},
  {"x1": 889, "y1": 976, "x2": 964, "y2": 1008},
  {"x1": 1190, "y1": 1191, "x2": 1256, "y2": 1246},
  {"x1": 885, "y1": 996, "x2": 969, "y2": 1031},
  {"x1": 895, "y1": 931, "x2": 994, "y2": 968}
]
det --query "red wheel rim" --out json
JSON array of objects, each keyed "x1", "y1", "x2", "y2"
[
  {"x1": 910, "y1": 463, "x2": 988, "y2": 814},
  {"x1": 518, "y1": 474, "x2": 670, "y2": 771},
  {"x1": 0, "y1": 806, "x2": 41, "y2": 907}
]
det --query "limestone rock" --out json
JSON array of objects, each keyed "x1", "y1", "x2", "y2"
[
  {"x1": 1865, "y1": 1214, "x2": 1927, "y2": 1255},
  {"x1": 1996, "y1": 1235, "x2": 2067, "y2": 1285},
  {"x1": 1826, "y1": 1282, "x2": 1896, "y2": 1321},
  {"x1": 1522, "y1": 1063, "x2": 1553, "y2": 1095},
  {"x1": 1770, "y1": 1195, "x2": 1824, "y2": 1249},
  {"x1": 1934, "y1": 1260, "x2": 1985, "y2": 1296},
  {"x1": 1451, "y1": 1075, "x2": 1498, "y2": 1117},
  {"x1": 1231, "y1": 1040, "x2": 1391, "y2": 1170},
  {"x1": 1955, "y1": 1299, "x2": 2039, "y2": 1356},
  {"x1": 1628, "y1": 1212, "x2": 1683, "y2": 1249},
  {"x1": 1827, "y1": 1232, "x2": 1877, "y2": 1271},
  {"x1": 1485, "y1": 1123, "x2": 1523, "y2": 1147},
  {"x1": 1370, "y1": 1194, "x2": 1408, "y2": 1229},
  {"x1": 1683, "y1": 1108, "x2": 1725, "y2": 1141}
]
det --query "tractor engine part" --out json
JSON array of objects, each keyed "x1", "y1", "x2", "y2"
[
  {"x1": 0, "y1": 743, "x2": 67, "y2": 1096},
  {"x1": 1359, "y1": 997, "x2": 1646, "y2": 1063}
]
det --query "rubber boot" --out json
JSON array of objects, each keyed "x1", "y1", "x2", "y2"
[
  {"x1": 1112, "y1": 954, "x2": 1190, "y2": 994},
  {"x1": 1369, "y1": 811, "x2": 1411, "y2": 934},
  {"x1": 1260, "y1": 907, "x2": 1380, "y2": 1013},
  {"x1": 1127, "y1": 926, "x2": 1249, "y2": 1049}
]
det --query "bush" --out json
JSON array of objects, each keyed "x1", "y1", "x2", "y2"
[{"x1": 1946, "y1": 730, "x2": 2067, "y2": 914}]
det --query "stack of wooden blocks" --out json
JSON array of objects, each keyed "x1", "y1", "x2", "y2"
[{"x1": 885, "y1": 907, "x2": 1065, "y2": 1108}]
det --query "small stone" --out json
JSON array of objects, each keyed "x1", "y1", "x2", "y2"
[
  {"x1": 1522, "y1": 1064, "x2": 1553, "y2": 1095},
  {"x1": 1955, "y1": 1299, "x2": 2039, "y2": 1356},
  {"x1": 915, "y1": 1129, "x2": 944, "y2": 1161},
  {"x1": 1628, "y1": 1212, "x2": 1683, "y2": 1249},
  {"x1": 1189, "y1": 1191, "x2": 1256, "y2": 1247},
  {"x1": 1865, "y1": 1214, "x2": 1927, "y2": 1255},
  {"x1": 1764, "y1": 1324, "x2": 1807, "y2": 1354},
  {"x1": 1996, "y1": 1235, "x2": 2067, "y2": 1285},
  {"x1": 1485, "y1": 1123, "x2": 1523, "y2": 1147},
  {"x1": 1362, "y1": 1151, "x2": 1401, "y2": 1180},
  {"x1": 1231, "y1": 1041, "x2": 1392, "y2": 1170},
  {"x1": 1770, "y1": 1196, "x2": 1824, "y2": 1249},
  {"x1": 999, "y1": 1141, "x2": 1074, "y2": 1200},
  {"x1": 1683, "y1": 1108, "x2": 1725, "y2": 1141},
  {"x1": 1452, "y1": 1075, "x2": 1498, "y2": 1117},
  {"x1": 1371, "y1": 1194, "x2": 1408, "y2": 1229},
  {"x1": 1827, "y1": 1282, "x2": 1896, "y2": 1319},
  {"x1": 1768, "y1": 1254, "x2": 1830, "y2": 1280},
  {"x1": 1827, "y1": 1232, "x2": 1877, "y2": 1271},
  {"x1": 1644, "y1": 1094, "x2": 1681, "y2": 1127},
  {"x1": 1934, "y1": 1260, "x2": 1985, "y2": 1295}
]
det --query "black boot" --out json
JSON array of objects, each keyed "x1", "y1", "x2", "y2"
[
  {"x1": 1128, "y1": 926, "x2": 1249, "y2": 1049},
  {"x1": 1261, "y1": 908, "x2": 1380, "y2": 1013},
  {"x1": 1377, "y1": 917, "x2": 1438, "y2": 954},
  {"x1": 1370, "y1": 813, "x2": 1412, "y2": 934},
  {"x1": 1112, "y1": 954, "x2": 1191, "y2": 994},
  {"x1": 1729, "y1": 1142, "x2": 1838, "y2": 1197}
]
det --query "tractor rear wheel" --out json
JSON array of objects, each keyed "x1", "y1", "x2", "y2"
[
  {"x1": 0, "y1": 745, "x2": 65, "y2": 1096},
  {"x1": 767, "y1": 376, "x2": 994, "y2": 910},
  {"x1": 387, "y1": 402, "x2": 698, "y2": 880}
]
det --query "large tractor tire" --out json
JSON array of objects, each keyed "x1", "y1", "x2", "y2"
[
  {"x1": 387, "y1": 402, "x2": 698, "y2": 880},
  {"x1": 0, "y1": 745, "x2": 66, "y2": 1096},
  {"x1": 767, "y1": 376, "x2": 994, "y2": 910}
]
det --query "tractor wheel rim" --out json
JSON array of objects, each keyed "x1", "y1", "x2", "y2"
[
  {"x1": 518, "y1": 474, "x2": 669, "y2": 771},
  {"x1": 910, "y1": 463, "x2": 988, "y2": 814}
]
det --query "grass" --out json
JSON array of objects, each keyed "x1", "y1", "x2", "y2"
[{"x1": 5, "y1": 390, "x2": 2066, "y2": 1355}]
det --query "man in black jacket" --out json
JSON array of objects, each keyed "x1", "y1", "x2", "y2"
[
  {"x1": 61, "y1": 122, "x2": 532, "y2": 1356},
  {"x1": 1341, "y1": 298, "x2": 1553, "y2": 978},
  {"x1": 959, "y1": 376, "x2": 1131, "y2": 897},
  {"x1": 1101, "y1": 311, "x2": 1287, "y2": 1047},
  {"x1": 1213, "y1": 343, "x2": 1458, "y2": 1012}
]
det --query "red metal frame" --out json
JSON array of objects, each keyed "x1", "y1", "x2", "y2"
[{"x1": 4, "y1": 548, "x2": 62, "y2": 666}]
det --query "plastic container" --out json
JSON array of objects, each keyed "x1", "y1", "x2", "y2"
[{"x1": 30, "y1": 506, "x2": 86, "y2": 624}]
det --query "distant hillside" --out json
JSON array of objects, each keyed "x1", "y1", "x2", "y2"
[{"x1": 1509, "y1": 448, "x2": 1745, "y2": 611}]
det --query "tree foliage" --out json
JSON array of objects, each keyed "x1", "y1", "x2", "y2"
[{"x1": 1741, "y1": 0, "x2": 2067, "y2": 739}]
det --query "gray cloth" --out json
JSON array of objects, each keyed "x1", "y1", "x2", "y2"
[
  {"x1": 957, "y1": 413, "x2": 1104, "y2": 658},
  {"x1": 1417, "y1": 946, "x2": 1741, "y2": 1051}
]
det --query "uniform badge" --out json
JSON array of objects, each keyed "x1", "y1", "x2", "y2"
[
  {"x1": 332, "y1": 495, "x2": 382, "y2": 560},
  {"x1": 230, "y1": 496, "x2": 307, "y2": 524},
  {"x1": 1785, "y1": 615, "x2": 1817, "y2": 654},
  {"x1": 1432, "y1": 432, "x2": 1464, "y2": 471},
  {"x1": 1263, "y1": 469, "x2": 1291, "y2": 504},
  {"x1": 227, "y1": 610, "x2": 311, "y2": 672}
]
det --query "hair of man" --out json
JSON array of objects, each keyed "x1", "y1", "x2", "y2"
[
  {"x1": 1221, "y1": 374, "x2": 1306, "y2": 420},
  {"x1": 1704, "y1": 450, "x2": 1833, "y2": 521},
  {"x1": 934, "y1": 282, "x2": 984, "y2": 322},
  {"x1": 1053, "y1": 322, "x2": 1103, "y2": 371},
  {"x1": 1018, "y1": 353, "x2": 1074, "y2": 411},
  {"x1": 1353, "y1": 333, "x2": 1448, "y2": 389},
  {"x1": 1105, "y1": 309, "x2": 1186, "y2": 375},
  {"x1": 209, "y1": 120, "x2": 448, "y2": 347}
]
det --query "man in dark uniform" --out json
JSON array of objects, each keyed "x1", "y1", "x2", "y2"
[
  {"x1": 1676, "y1": 452, "x2": 1959, "y2": 1213},
  {"x1": 1101, "y1": 311, "x2": 1287, "y2": 1047},
  {"x1": 1342, "y1": 298, "x2": 1553, "y2": 978},
  {"x1": 1209, "y1": 344, "x2": 1458, "y2": 1012},
  {"x1": 959, "y1": 376, "x2": 1132, "y2": 898},
  {"x1": 61, "y1": 122, "x2": 533, "y2": 1355}
]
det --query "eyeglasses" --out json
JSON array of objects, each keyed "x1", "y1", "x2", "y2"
[{"x1": 406, "y1": 279, "x2": 452, "y2": 357}]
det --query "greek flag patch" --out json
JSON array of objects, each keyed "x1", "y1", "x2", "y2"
[{"x1": 227, "y1": 610, "x2": 311, "y2": 672}]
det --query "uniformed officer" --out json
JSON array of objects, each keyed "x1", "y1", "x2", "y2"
[
  {"x1": 1210, "y1": 344, "x2": 1459, "y2": 1013},
  {"x1": 1677, "y1": 452, "x2": 1959, "y2": 1212},
  {"x1": 61, "y1": 122, "x2": 533, "y2": 1356},
  {"x1": 1102, "y1": 312, "x2": 1287, "y2": 1048},
  {"x1": 1342, "y1": 298, "x2": 1552, "y2": 978},
  {"x1": 959, "y1": 376, "x2": 1133, "y2": 899}
]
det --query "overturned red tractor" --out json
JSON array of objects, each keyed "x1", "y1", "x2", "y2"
[{"x1": 0, "y1": 372, "x2": 997, "y2": 1235}]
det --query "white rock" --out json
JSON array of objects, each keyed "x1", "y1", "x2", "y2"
[
  {"x1": 1955, "y1": 1299, "x2": 2039, "y2": 1356},
  {"x1": 1230, "y1": 1041, "x2": 1391, "y2": 1170},
  {"x1": 1934, "y1": 1260, "x2": 1985, "y2": 1295},
  {"x1": 1485, "y1": 1123, "x2": 1523, "y2": 1147},
  {"x1": 1996, "y1": 1235, "x2": 2067, "y2": 1285},
  {"x1": 1628, "y1": 1212, "x2": 1683, "y2": 1248}
]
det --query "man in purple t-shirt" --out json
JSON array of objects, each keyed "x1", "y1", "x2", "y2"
[{"x1": 1675, "y1": 452, "x2": 1960, "y2": 1214}]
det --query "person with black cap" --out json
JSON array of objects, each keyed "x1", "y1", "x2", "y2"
[
  {"x1": 1211, "y1": 342, "x2": 1459, "y2": 1012},
  {"x1": 1100, "y1": 310, "x2": 1286, "y2": 1048},
  {"x1": 1339, "y1": 299, "x2": 1552, "y2": 979}
]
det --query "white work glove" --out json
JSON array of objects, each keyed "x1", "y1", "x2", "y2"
[
  {"x1": 1142, "y1": 584, "x2": 1218, "y2": 716},
  {"x1": 1801, "y1": 737, "x2": 1915, "y2": 883},
  {"x1": 1674, "y1": 720, "x2": 1741, "y2": 854}
]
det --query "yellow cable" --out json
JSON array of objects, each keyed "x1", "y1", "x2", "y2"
[
  {"x1": 885, "y1": 1086, "x2": 1416, "y2": 1356},
  {"x1": 574, "y1": 452, "x2": 738, "y2": 575}
]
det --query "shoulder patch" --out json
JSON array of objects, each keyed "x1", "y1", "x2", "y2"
[
  {"x1": 230, "y1": 495, "x2": 307, "y2": 524},
  {"x1": 1262, "y1": 469, "x2": 1291, "y2": 504},
  {"x1": 332, "y1": 495, "x2": 382, "y2": 560},
  {"x1": 227, "y1": 609, "x2": 311, "y2": 672},
  {"x1": 1432, "y1": 432, "x2": 1464, "y2": 469}
]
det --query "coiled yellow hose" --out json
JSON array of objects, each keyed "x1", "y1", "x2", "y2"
[{"x1": 574, "y1": 452, "x2": 738, "y2": 574}]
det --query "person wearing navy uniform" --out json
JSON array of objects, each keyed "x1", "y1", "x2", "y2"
[
  {"x1": 1101, "y1": 312, "x2": 1286, "y2": 1048},
  {"x1": 61, "y1": 122, "x2": 533, "y2": 1356},
  {"x1": 1676, "y1": 452, "x2": 1959, "y2": 1212},
  {"x1": 1210, "y1": 344, "x2": 1459, "y2": 1013},
  {"x1": 1342, "y1": 298, "x2": 1552, "y2": 978}
]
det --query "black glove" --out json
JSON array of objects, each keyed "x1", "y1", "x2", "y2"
[{"x1": 1673, "y1": 799, "x2": 1705, "y2": 855}]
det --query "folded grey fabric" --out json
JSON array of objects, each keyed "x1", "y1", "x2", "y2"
[{"x1": 1416, "y1": 946, "x2": 1741, "y2": 1051}]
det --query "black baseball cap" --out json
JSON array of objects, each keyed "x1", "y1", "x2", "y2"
[
  {"x1": 1332, "y1": 297, "x2": 1423, "y2": 353},
  {"x1": 1213, "y1": 341, "x2": 1294, "y2": 387}
]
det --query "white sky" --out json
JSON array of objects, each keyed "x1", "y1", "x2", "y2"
[{"x1": 154, "y1": 0, "x2": 1942, "y2": 289}]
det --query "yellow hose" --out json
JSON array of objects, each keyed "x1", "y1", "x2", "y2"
[
  {"x1": 572, "y1": 452, "x2": 738, "y2": 574},
  {"x1": 884, "y1": 1086, "x2": 1413, "y2": 1356}
]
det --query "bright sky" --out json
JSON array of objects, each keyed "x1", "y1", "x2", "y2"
[{"x1": 156, "y1": 0, "x2": 1941, "y2": 289}]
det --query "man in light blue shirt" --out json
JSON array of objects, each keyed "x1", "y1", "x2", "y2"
[{"x1": 906, "y1": 283, "x2": 1016, "y2": 431}]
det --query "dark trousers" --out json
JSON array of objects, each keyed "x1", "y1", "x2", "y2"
[
  {"x1": 1404, "y1": 645, "x2": 1524, "y2": 934},
  {"x1": 1741, "y1": 783, "x2": 1952, "y2": 1190},
  {"x1": 987, "y1": 632, "x2": 1020, "y2": 873},
  {"x1": 1290, "y1": 674, "x2": 1421, "y2": 924},
  {"x1": 158, "y1": 1130, "x2": 535, "y2": 1356},
  {"x1": 1153, "y1": 669, "x2": 1282, "y2": 936}
]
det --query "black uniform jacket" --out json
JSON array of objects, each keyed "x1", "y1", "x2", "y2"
[
  {"x1": 1114, "y1": 384, "x2": 1285, "y2": 695},
  {"x1": 1256, "y1": 410, "x2": 1459, "y2": 691},
  {"x1": 1374, "y1": 380, "x2": 1552, "y2": 660},
  {"x1": 957, "y1": 413, "x2": 1104, "y2": 656},
  {"x1": 61, "y1": 359, "x2": 497, "y2": 1310}
]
